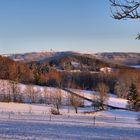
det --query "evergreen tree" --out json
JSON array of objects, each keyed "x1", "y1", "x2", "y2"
[{"x1": 127, "y1": 83, "x2": 140, "y2": 111}]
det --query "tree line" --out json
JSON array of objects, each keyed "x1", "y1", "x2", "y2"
[{"x1": 0, "y1": 56, "x2": 34, "y2": 83}]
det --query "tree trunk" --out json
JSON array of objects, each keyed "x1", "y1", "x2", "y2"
[
  {"x1": 57, "y1": 105, "x2": 60, "y2": 114},
  {"x1": 75, "y1": 107, "x2": 78, "y2": 113}
]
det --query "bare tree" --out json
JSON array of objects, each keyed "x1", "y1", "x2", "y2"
[
  {"x1": 115, "y1": 79, "x2": 130, "y2": 98},
  {"x1": 35, "y1": 88, "x2": 42, "y2": 103},
  {"x1": 25, "y1": 85, "x2": 37, "y2": 103},
  {"x1": 91, "y1": 91, "x2": 101, "y2": 111},
  {"x1": 65, "y1": 92, "x2": 71, "y2": 113},
  {"x1": 0, "y1": 80, "x2": 10, "y2": 102},
  {"x1": 110, "y1": 0, "x2": 140, "y2": 39},
  {"x1": 5, "y1": 80, "x2": 12, "y2": 102},
  {"x1": 70, "y1": 94, "x2": 82, "y2": 113},
  {"x1": 96, "y1": 83, "x2": 109, "y2": 110},
  {"x1": 43, "y1": 87, "x2": 49, "y2": 104},
  {"x1": 9, "y1": 81, "x2": 20, "y2": 102},
  {"x1": 50, "y1": 88, "x2": 62, "y2": 114}
]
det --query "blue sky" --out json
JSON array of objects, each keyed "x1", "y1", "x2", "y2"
[{"x1": 0, "y1": 0, "x2": 139, "y2": 54}]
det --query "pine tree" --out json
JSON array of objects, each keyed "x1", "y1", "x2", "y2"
[{"x1": 127, "y1": 83, "x2": 139, "y2": 111}]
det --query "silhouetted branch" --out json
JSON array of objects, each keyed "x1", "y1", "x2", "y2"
[
  {"x1": 136, "y1": 33, "x2": 140, "y2": 39},
  {"x1": 110, "y1": 0, "x2": 140, "y2": 19},
  {"x1": 110, "y1": 0, "x2": 140, "y2": 39}
]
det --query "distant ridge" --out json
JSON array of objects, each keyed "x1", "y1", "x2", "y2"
[
  {"x1": 2, "y1": 51, "x2": 140, "y2": 65},
  {"x1": 3, "y1": 51, "x2": 94, "y2": 63}
]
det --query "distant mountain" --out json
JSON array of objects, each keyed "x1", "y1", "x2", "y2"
[
  {"x1": 4, "y1": 51, "x2": 140, "y2": 66},
  {"x1": 2, "y1": 51, "x2": 131, "y2": 80},
  {"x1": 4, "y1": 51, "x2": 87, "y2": 62},
  {"x1": 5, "y1": 51, "x2": 139, "y2": 72},
  {"x1": 94, "y1": 52, "x2": 140, "y2": 65},
  {"x1": 3, "y1": 51, "x2": 57, "y2": 62},
  {"x1": 5, "y1": 51, "x2": 125, "y2": 72}
]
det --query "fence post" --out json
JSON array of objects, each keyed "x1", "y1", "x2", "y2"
[
  {"x1": 115, "y1": 115, "x2": 116, "y2": 121},
  {"x1": 93, "y1": 116, "x2": 96, "y2": 125},
  {"x1": 8, "y1": 112, "x2": 11, "y2": 120},
  {"x1": 50, "y1": 114, "x2": 52, "y2": 121}
]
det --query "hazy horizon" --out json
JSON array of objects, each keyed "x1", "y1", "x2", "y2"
[{"x1": 2, "y1": 50, "x2": 140, "y2": 55}]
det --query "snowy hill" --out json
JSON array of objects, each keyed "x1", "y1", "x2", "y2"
[
  {"x1": 18, "y1": 83, "x2": 128, "y2": 109},
  {"x1": 3, "y1": 51, "x2": 83, "y2": 63},
  {"x1": 65, "y1": 88, "x2": 128, "y2": 109},
  {"x1": 94, "y1": 52, "x2": 140, "y2": 65},
  {"x1": 0, "y1": 80, "x2": 128, "y2": 109}
]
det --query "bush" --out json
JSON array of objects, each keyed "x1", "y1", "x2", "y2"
[{"x1": 50, "y1": 108, "x2": 60, "y2": 115}]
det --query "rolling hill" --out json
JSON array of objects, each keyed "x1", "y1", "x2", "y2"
[
  {"x1": 5, "y1": 51, "x2": 140, "y2": 66},
  {"x1": 94, "y1": 52, "x2": 140, "y2": 65}
]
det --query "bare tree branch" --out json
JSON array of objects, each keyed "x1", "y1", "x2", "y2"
[
  {"x1": 110, "y1": 0, "x2": 140, "y2": 39},
  {"x1": 136, "y1": 33, "x2": 140, "y2": 39},
  {"x1": 110, "y1": 0, "x2": 140, "y2": 19}
]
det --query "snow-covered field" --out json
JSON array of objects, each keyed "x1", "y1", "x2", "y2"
[
  {"x1": 19, "y1": 83, "x2": 128, "y2": 109},
  {"x1": 0, "y1": 80, "x2": 139, "y2": 139},
  {"x1": 68, "y1": 88, "x2": 128, "y2": 108},
  {"x1": 0, "y1": 102, "x2": 139, "y2": 140}
]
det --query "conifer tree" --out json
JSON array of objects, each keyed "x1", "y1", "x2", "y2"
[{"x1": 127, "y1": 83, "x2": 140, "y2": 111}]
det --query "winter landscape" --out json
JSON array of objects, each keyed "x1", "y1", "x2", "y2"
[
  {"x1": 0, "y1": 81, "x2": 139, "y2": 140},
  {"x1": 0, "y1": 0, "x2": 140, "y2": 140},
  {"x1": 0, "y1": 102, "x2": 139, "y2": 140}
]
